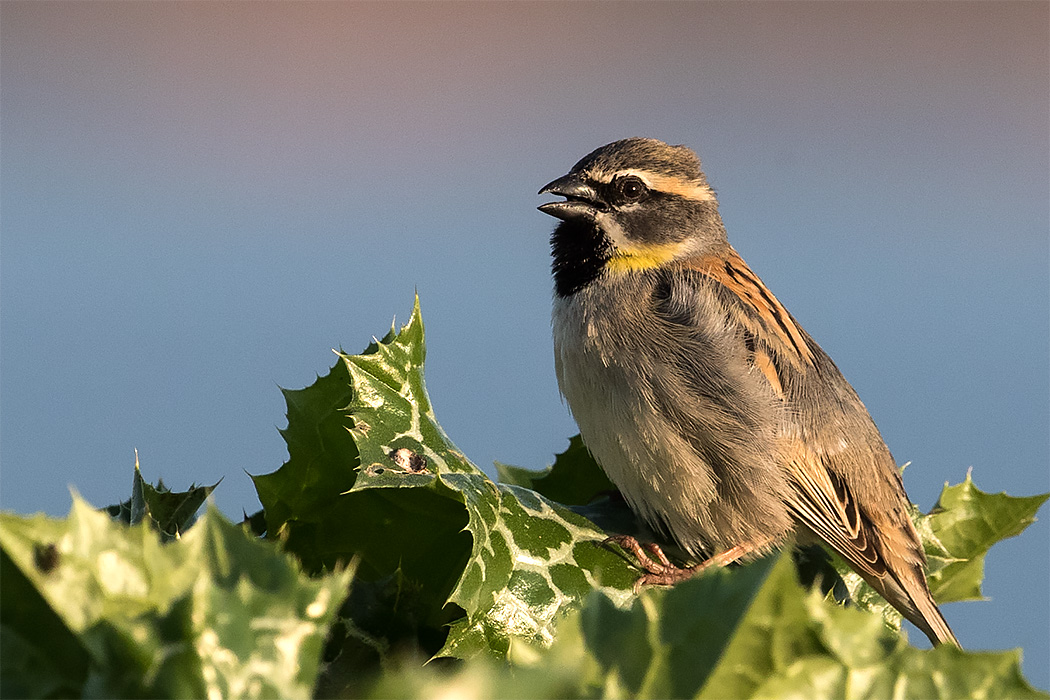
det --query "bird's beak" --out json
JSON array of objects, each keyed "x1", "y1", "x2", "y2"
[{"x1": 538, "y1": 173, "x2": 601, "y2": 221}]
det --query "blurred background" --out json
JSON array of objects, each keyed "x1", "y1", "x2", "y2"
[{"x1": 2, "y1": 1, "x2": 1046, "y2": 683}]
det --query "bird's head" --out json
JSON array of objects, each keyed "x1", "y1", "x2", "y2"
[{"x1": 539, "y1": 138, "x2": 727, "y2": 297}]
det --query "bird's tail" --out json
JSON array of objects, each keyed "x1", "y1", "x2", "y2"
[
  {"x1": 903, "y1": 575, "x2": 960, "y2": 647},
  {"x1": 867, "y1": 564, "x2": 960, "y2": 647}
]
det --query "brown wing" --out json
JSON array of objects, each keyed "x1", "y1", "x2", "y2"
[
  {"x1": 683, "y1": 249, "x2": 878, "y2": 552},
  {"x1": 683, "y1": 246, "x2": 958, "y2": 646}
]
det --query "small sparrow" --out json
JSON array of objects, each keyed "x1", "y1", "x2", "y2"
[{"x1": 539, "y1": 138, "x2": 958, "y2": 646}]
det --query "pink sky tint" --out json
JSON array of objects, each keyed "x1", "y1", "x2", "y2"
[{"x1": 9, "y1": 2, "x2": 1045, "y2": 171}]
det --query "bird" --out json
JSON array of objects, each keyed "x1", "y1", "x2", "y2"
[{"x1": 537, "y1": 137, "x2": 959, "y2": 647}]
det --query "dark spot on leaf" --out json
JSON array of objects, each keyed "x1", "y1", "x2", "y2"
[
  {"x1": 34, "y1": 543, "x2": 59, "y2": 573},
  {"x1": 388, "y1": 448, "x2": 428, "y2": 473}
]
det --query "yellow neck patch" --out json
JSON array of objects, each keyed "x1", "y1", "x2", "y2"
[{"x1": 606, "y1": 242, "x2": 684, "y2": 273}]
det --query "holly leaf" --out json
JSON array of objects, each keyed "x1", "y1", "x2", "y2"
[
  {"x1": 0, "y1": 499, "x2": 350, "y2": 699},
  {"x1": 922, "y1": 470, "x2": 1048, "y2": 603},
  {"x1": 104, "y1": 453, "x2": 218, "y2": 541},
  {"x1": 362, "y1": 552, "x2": 1048, "y2": 699},
  {"x1": 0, "y1": 546, "x2": 90, "y2": 698},
  {"x1": 695, "y1": 554, "x2": 1046, "y2": 700},
  {"x1": 251, "y1": 296, "x2": 637, "y2": 687},
  {"x1": 338, "y1": 302, "x2": 636, "y2": 655}
]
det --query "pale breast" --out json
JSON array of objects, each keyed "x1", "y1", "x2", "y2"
[{"x1": 552, "y1": 283, "x2": 750, "y2": 556}]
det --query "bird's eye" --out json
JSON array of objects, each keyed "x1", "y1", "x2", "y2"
[{"x1": 614, "y1": 175, "x2": 648, "y2": 203}]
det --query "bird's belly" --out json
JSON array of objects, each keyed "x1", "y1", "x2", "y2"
[{"x1": 552, "y1": 294, "x2": 727, "y2": 555}]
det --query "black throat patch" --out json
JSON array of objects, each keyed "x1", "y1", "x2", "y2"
[{"x1": 550, "y1": 219, "x2": 612, "y2": 297}]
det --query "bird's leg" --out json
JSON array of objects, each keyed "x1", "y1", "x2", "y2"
[
  {"x1": 603, "y1": 536, "x2": 771, "y2": 589},
  {"x1": 603, "y1": 534, "x2": 675, "y2": 575},
  {"x1": 643, "y1": 541, "x2": 675, "y2": 569}
]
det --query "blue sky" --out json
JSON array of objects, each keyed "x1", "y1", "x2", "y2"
[{"x1": 2, "y1": 1, "x2": 1047, "y2": 682}]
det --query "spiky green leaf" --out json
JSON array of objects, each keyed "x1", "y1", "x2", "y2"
[
  {"x1": 0, "y1": 499, "x2": 350, "y2": 699},
  {"x1": 105, "y1": 455, "x2": 218, "y2": 541},
  {"x1": 362, "y1": 553, "x2": 1048, "y2": 699},
  {"x1": 251, "y1": 297, "x2": 636, "y2": 677},
  {"x1": 922, "y1": 470, "x2": 1048, "y2": 603}
]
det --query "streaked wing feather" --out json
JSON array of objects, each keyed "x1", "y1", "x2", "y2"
[
  {"x1": 684, "y1": 247, "x2": 889, "y2": 577},
  {"x1": 680, "y1": 247, "x2": 958, "y2": 646},
  {"x1": 683, "y1": 248, "x2": 816, "y2": 371},
  {"x1": 784, "y1": 447, "x2": 885, "y2": 578}
]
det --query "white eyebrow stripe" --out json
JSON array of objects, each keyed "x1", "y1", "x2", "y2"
[{"x1": 589, "y1": 168, "x2": 716, "y2": 203}]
